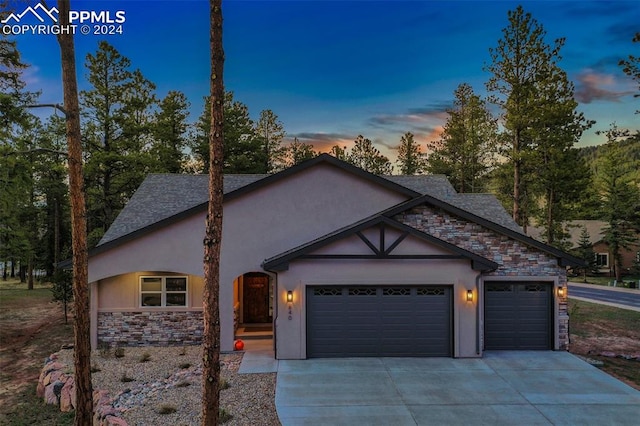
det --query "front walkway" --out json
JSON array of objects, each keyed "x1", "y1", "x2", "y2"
[
  {"x1": 275, "y1": 351, "x2": 640, "y2": 425},
  {"x1": 237, "y1": 339, "x2": 278, "y2": 373}
]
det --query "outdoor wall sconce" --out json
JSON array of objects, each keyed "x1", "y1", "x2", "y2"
[
  {"x1": 557, "y1": 286, "x2": 565, "y2": 298},
  {"x1": 287, "y1": 290, "x2": 293, "y2": 303},
  {"x1": 466, "y1": 289, "x2": 474, "y2": 302}
]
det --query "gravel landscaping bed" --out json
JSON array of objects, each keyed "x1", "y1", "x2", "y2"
[{"x1": 58, "y1": 346, "x2": 280, "y2": 425}]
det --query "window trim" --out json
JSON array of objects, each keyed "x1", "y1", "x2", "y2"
[
  {"x1": 139, "y1": 276, "x2": 188, "y2": 308},
  {"x1": 595, "y1": 253, "x2": 609, "y2": 268}
]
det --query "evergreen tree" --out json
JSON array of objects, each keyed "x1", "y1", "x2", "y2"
[
  {"x1": 0, "y1": 26, "x2": 39, "y2": 285},
  {"x1": 528, "y1": 62, "x2": 593, "y2": 244},
  {"x1": 427, "y1": 83, "x2": 497, "y2": 191},
  {"x1": 396, "y1": 132, "x2": 426, "y2": 175},
  {"x1": 619, "y1": 32, "x2": 639, "y2": 112},
  {"x1": 255, "y1": 109, "x2": 286, "y2": 172},
  {"x1": 152, "y1": 90, "x2": 190, "y2": 173},
  {"x1": 191, "y1": 92, "x2": 265, "y2": 173},
  {"x1": 485, "y1": 6, "x2": 566, "y2": 230},
  {"x1": 596, "y1": 124, "x2": 640, "y2": 281},
  {"x1": 329, "y1": 144, "x2": 348, "y2": 161},
  {"x1": 575, "y1": 226, "x2": 595, "y2": 283},
  {"x1": 81, "y1": 41, "x2": 157, "y2": 246},
  {"x1": 284, "y1": 137, "x2": 317, "y2": 167},
  {"x1": 348, "y1": 135, "x2": 392, "y2": 174}
]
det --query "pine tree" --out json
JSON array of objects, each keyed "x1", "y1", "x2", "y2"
[
  {"x1": 619, "y1": 32, "x2": 639, "y2": 112},
  {"x1": 202, "y1": 0, "x2": 224, "y2": 423},
  {"x1": 596, "y1": 124, "x2": 640, "y2": 281},
  {"x1": 284, "y1": 137, "x2": 317, "y2": 167},
  {"x1": 348, "y1": 135, "x2": 392, "y2": 174},
  {"x1": 485, "y1": 6, "x2": 566, "y2": 230},
  {"x1": 152, "y1": 90, "x2": 190, "y2": 173},
  {"x1": 56, "y1": 1, "x2": 93, "y2": 422},
  {"x1": 427, "y1": 83, "x2": 497, "y2": 191},
  {"x1": 255, "y1": 109, "x2": 286, "y2": 172},
  {"x1": 81, "y1": 41, "x2": 157, "y2": 245},
  {"x1": 575, "y1": 226, "x2": 595, "y2": 282},
  {"x1": 396, "y1": 132, "x2": 426, "y2": 175},
  {"x1": 191, "y1": 92, "x2": 265, "y2": 173}
]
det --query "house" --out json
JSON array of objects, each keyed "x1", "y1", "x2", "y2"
[
  {"x1": 528, "y1": 220, "x2": 640, "y2": 276},
  {"x1": 87, "y1": 154, "x2": 584, "y2": 359}
]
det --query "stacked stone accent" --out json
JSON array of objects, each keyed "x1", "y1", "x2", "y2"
[
  {"x1": 395, "y1": 205, "x2": 569, "y2": 349},
  {"x1": 98, "y1": 311, "x2": 204, "y2": 346},
  {"x1": 37, "y1": 353, "x2": 127, "y2": 425}
]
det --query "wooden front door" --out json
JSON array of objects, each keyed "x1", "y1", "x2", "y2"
[{"x1": 243, "y1": 274, "x2": 270, "y2": 323}]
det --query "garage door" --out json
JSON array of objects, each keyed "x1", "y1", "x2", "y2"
[
  {"x1": 306, "y1": 285, "x2": 452, "y2": 358},
  {"x1": 484, "y1": 282, "x2": 552, "y2": 350}
]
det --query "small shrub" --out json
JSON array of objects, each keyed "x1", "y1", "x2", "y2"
[
  {"x1": 157, "y1": 404, "x2": 177, "y2": 415},
  {"x1": 114, "y1": 346, "x2": 125, "y2": 358},
  {"x1": 91, "y1": 365, "x2": 101, "y2": 373},
  {"x1": 220, "y1": 378, "x2": 230, "y2": 390},
  {"x1": 98, "y1": 342, "x2": 111, "y2": 358},
  {"x1": 179, "y1": 362, "x2": 192, "y2": 369},
  {"x1": 219, "y1": 407, "x2": 233, "y2": 423},
  {"x1": 120, "y1": 373, "x2": 134, "y2": 383},
  {"x1": 139, "y1": 352, "x2": 151, "y2": 363},
  {"x1": 175, "y1": 380, "x2": 190, "y2": 388}
]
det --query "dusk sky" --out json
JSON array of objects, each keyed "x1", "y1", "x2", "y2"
[{"x1": 6, "y1": 0, "x2": 640, "y2": 162}]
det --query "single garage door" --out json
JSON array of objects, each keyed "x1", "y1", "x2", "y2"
[
  {"x1": 306, "y1": 285, "x2": 452, "y2": 358},
  {"x1": 484, "y1": 281, "x2": 552, "y2": 350}
]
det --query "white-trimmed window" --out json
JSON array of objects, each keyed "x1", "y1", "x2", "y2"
[
  {"x1": 140, "y1": 276, "x2": 187, "y2": 307},
  {"x1": 595, "y1": 253, "x2": 609, "y2": 268}
]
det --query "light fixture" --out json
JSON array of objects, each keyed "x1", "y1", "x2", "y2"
[
  {"x1": 287, "y1": 290, "x2": 293, "y2": 303},
  {"x1": 466, "y1": 289, "x2": 474, "y2": 302},
  {"x1": 557, "y1": 287, "x2": 565, "y2": 298}
]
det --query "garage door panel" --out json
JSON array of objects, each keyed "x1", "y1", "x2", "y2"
[
  {"x1": 307, "y1": 286, "x2": 452, "y2": 358},
  {"x1": 484, "y1": 282, "x2": 551, "y2": 350}
]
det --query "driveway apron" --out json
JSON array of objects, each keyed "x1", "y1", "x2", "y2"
[{"x1": 275, "y1": 351, "x2": 640, "y2": 425}]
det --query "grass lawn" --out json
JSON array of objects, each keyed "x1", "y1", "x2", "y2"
[
  {"x1": 572, "y1": 275, "x2": 640, "y2": 287},
  {"x1": 0, "y1": 279, "x2": 74, "y2": 425},
  {"x1": 568, "y1": 299, "x2": 640, "y2": 390}
]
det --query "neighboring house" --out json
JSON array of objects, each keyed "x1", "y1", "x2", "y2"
[
  {"x1": 528, "y1": 220, "x2": 640, "y2": 276},
  {"x1": 87, "y1": 154, "x2": 583, "y2": 359}
]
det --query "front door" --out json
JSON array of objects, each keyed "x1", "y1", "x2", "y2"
[{"x1": 243, "y1": 273, "x2": 270, "y2": 323}]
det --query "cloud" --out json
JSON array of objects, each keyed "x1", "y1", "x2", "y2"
[
  {"x1": 574, "y1": 70, "x2": 635, "y2": 104},
  {"x1": 367, "y1": 103, "x2": 449, "y2": 145},
  {"x1": 289, "y1": 132, "x2": 355, "y2": 153}
]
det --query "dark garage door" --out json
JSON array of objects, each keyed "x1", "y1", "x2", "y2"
[
  {"x1": 306, "y1": 285, "x2": 452, "y2": 358},
  {"x1": 484, "y1": 281, "x2": 552, "y2": 350}
]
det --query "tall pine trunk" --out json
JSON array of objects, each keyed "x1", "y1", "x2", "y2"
[
  {"x1": 56, "y1": 1, "x2": 93, "y2": 423},
  {"x1": 202, "y1": 0, "x2": 224, "y2": 424}
]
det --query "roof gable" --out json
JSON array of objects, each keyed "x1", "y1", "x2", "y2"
[
  {"x1": 383, "y1": 194, "x2": 586, "y2": 268},
  {"x1": 262, "y1": 215, "x2": 499, "y2": 272}
]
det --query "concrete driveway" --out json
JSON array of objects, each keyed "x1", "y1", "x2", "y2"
[{"x1": 275, "y1": 351, "x2": 640, "y2": 425}]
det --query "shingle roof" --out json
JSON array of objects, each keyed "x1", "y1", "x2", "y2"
[
  {"x1": 447, "y1": 193, "x2": 523, "y2": 234},
  {"x1": 98, "y1": 155, "x2": 522, "y2": 248},
  {"x1": 383, "y1": 175, "x2": 456, "y2": 198},
  {"x1": 99, "y1": 174, "x2": 267, "y2": 245}
]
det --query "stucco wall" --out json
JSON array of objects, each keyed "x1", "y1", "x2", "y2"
[
  {"x1": 273, "y1": 232, "x2": 481, "y2": 359},
  {"x1": 89, "y1": 163, "x2": 410, "y2": 350}
]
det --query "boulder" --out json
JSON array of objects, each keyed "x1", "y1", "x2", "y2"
[
  {"x1": 60, "y1": 377, "x2": 75, "y2": 412},
  {"x1": 44, "y1": 383, "x2": 58, "y2": 405}
]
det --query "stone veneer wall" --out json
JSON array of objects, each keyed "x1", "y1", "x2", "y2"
[
  {"x1": 98, "y1": 311, "x2": 204, "y2": 346},
  {"x1": 395, "y1": 206, "x2": 569, "y2": 350}
]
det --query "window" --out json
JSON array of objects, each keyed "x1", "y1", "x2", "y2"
[
  {"x1": 140, "y1": 276, "x2": 187, "y2": 307},
  {"x1": 595, "y1": 253, "x2": 609, "y2": 268}
]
